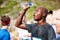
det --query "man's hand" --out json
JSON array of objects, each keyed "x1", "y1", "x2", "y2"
[{"x1": 23, "y1": 3, "x2": 30, "y2": 10}]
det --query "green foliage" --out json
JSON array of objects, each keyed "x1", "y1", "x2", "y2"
[
  {"x1": 0, "y1": 0, "x2": 18, "y2": 16},
  {"x1": 0, "y1": 0, "x2": 7, "y2": 5},
  {"x1": 21, "y1": 0, "x2": 31, "y2": 2},
  {"x1": 6, "y1": 0, "x2": 17, "y2": 8},
  {"x1": 0, "y1": 0, "x2": 60, "y2": 19},
  {"x1": 26, "y1": 6, "x2": 37, "y2": 20}
]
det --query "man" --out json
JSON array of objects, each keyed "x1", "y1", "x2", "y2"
[
  {"x1": 15, "y1": 6, "x2": 56, "y2": 40},
  {"x1": 0, "y1": 15, "x2": 10, "y2": 40}
]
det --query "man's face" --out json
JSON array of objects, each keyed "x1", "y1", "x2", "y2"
[{"x1": 33, "y1": 9, "x2": 43, "y2": 21}]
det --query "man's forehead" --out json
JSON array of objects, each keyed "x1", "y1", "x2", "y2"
[
  {"x1": 35, "y1": 8, "x2": 45, "y2": 13},
  {"x1": 36, "y1": 7, "x2": 45, "y2": 10}
]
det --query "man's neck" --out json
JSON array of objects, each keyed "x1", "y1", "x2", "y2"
[
  {"x1": 37, "y1": 19, "x2": 46, "y2": 26},
  {"x1": 1, "y1": 26, "x2": 8, "y2": 30}
]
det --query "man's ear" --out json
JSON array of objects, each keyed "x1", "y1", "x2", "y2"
[{"x1": 42, "y1": 13, "x2": 46, "y2": 17}]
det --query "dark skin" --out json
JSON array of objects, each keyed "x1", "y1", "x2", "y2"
[{"x1": 15, "y1": 6, "x2": 48, "y2": 29}]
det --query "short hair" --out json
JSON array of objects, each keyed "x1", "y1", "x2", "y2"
[
  {"x1": 1, "y1": 15, "x2": 10, "y2": 26},
  {"x1": 38, "y1": 7, "x2": 48, "y2": 18},
  {"x1": 36, "y1": 7, "x2": 48, "y2": 14}
]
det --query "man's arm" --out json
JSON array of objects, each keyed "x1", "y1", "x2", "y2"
[{"x1": 15, "y1": 6, "x2": 30, "y2": 29}]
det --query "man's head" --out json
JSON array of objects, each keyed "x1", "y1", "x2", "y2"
[
  {"x1": 33, "y1": 7, "x2": 48, "y2": 21},
  {"x1": 1, "y1": 15, "x2": 10, "y2": 26}
]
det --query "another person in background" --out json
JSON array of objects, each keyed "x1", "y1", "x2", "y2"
[
  {"x1": 46, "y1": 10, "x2": 56, "y2": 33},
  {"x1": 0, "y1": 15, "x2": 10, "y2": 40},
  {"x1": 53, "y1": 11, "x2": 60, "y2": 40},
  {"x1": 15, "y1": 4, "x2": 56, "y2": 40},
  {"x1": 46, "y1": 10, "x2": 54, "y2": 25}
]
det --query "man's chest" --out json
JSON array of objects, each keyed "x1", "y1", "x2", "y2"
[{"x1": 31, "y1": 26, "x2": 47, "y2": 37}]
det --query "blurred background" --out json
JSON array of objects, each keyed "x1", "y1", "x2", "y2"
[{"x1": 0, "y1": 0, "x2": 60, "y2": 20}]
